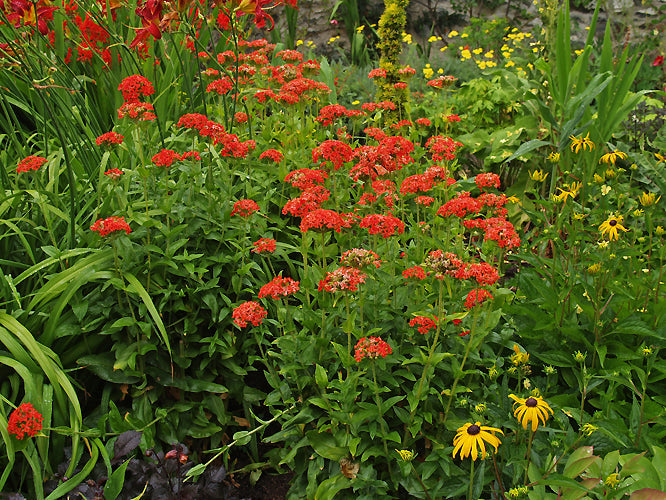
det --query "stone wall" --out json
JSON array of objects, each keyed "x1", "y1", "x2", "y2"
[{"x1": 272, "y1": 0, "x2": 664, "y2": 54}]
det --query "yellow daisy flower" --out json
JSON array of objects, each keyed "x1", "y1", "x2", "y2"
[
  {"x1": 509, "y1": 394, "x2": 553, "y2": 431},
  {"x1": 395, "y1": 449, "x2": 415, "y2": 461},
  {"x1": 599, "y1": 214, "x2": 629, "y2": 241},
  {"x1": 452, "y1": 422, "x2": 503, "y2": 461},
  {"x1": 599, "y1": 149, "x2": 627, "y2": 165},
  {"x1": 569, "y1": 132, "x2": 594, "y2": 154},
  {"x1": 529, "y1": 170, "x2": 548, "y2": 182},
  {"x1": 511, "y1": 344, "x2": 530, "y2": 366},
  {"x1": 639, "y1": 191, "x2": 661, "y2": 207}
]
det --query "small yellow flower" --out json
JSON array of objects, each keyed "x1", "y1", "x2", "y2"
[
  {"x1": 461, "y1": 33, "x2": 469, "y2": 38},
  {"x1": 568, "y1": 181, "x2": 582, "y2": 195},
  {"x1": 449, "y1": 30, "x2": 459, "y2": 37},
  {"x1": 547, "y1": 152, "x2": 560, "y2": 163},
  {"x1": 581, "y1": 423, "x2": 598, "y2": 436},
  {"x1": 641, "y1": 346, "x2": 653, "y2": 356},
  {"x1": 601, "y1": 185, "x2": 611, "y2": 196},
  {"x1": 573, "y1": 212, "x2": 586, "y2": 220},
  {"x1": 452, "y1": 422, "x2": 503, "y2": 461},
  {"x1": 529, "y1": 170, "x2": 548, "y2": 182},
  {"x1": 395, "y1": 449, "x2": 415, "y2": 461},
  {"x1": 639, "y1": 191, "x2": 661, "y2": 207},
  {"x1": 530, "y1": 388, "x2": 541, "y2": 398},
  {"x1": 588, "y1": 263, "x2": 601, "y2": 274},
  {"x1": 489, "y1": 365, "x2": 499, "y2": 379},
  {"x1": 654, "y1": 152, "x2": 664, "y2": 163},
  {"x1": 506, "y1": 195, "x2": 521, "y2": 204},
  {"x1": 544, "y1": 365, "x2": 556, "y2": 375},
  {"x1": 508, "y1": 486, "x2": 529, "y2": 498},
  {"x1": 473, "y1": 47, "x2": 483, "y2": 55},
  {"x1": 428, "y1": 35, "x2": 438, "y2": 43},
  {"x1": 509, "y1": 394, "x2": 553, "y2": 431},
  {"x1": 574, "y1": 351, "x2": 587, "y2": 363},
  {"x1": 599, "y1": 214, "x2": 629, "y2": 241},
  {"x1": 605, "y1": 168, "x2": 617, "y2": 178},
  {"x1": 593, "y1": 173, "x2": 605, "y2": 183},
  {"x1": 569, "y1": 132, "x2": 595, "y2": 153},
  {"x1": 656, "y1": 226, "x2": 665, "y2": 235},
  {"x1": 633, "y1": 209, "x2": 644, "y2": 217},
  {"x1": 604, "y1": 473, "x2": 620, "y2": 488},
  {"x1": 511, "y1": 344, "x2": 530, "y2": 366},
  {"x1": 475, "y1": 403, "x2": 487, "y2": 414},
  {"x1": 599, "y1": 150, "x2": 627, "y2": 165}
]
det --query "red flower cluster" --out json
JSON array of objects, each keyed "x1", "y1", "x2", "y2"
[
  {"x1": 117, "y1": 102, "x2": 156, "y2": 122},
  {"x1": 403, "y1": 265, "x2": 428, "y2": 280},
  {"x1": 152, "y1": 149, "x2": 181, "y2": 167},
  {"x1": 415, "y1": 118, "x2": 432, "y2": 127},
  {"x1": 90, "y1": 216, "x2": 132, "y2": 237},
  {"x1": 464, "y1": 288, "x2": 493, "y2": 309},
  {"x1": 454, "y1": 262, "x2": 500, "y2": 285},
  {"x1": 7, "y1": 403, "x2": 43, "y2": 440},
  {"x1": 316, "y1": 104, "x2": 350, "y2": 127},
  {"x1": 259, "y1": 149, "x2": 283, "y2": 163},
  {"x1": 312, "y1": 140, "x2": 353, "y2": 171},
  {"x1": 426, "y1": 75, "x2": 457, "y2": 89},
  {"x1": 437, "y1": 192, "x2": 482, "y2": 218},
  {"x1": 478, "y1": 193, "x2": 508, "y2": 216},
  {"x1": 258, "y1": 276, "x2": 300, "y2": 299},
  {"x1": 318, "y1": 266, "x2": 367, "y2": 292},
  {"x1": 252, "y1": 238, "x2": 277, "y2": 254},
  {"x1": 232, "y1": 301, "x2": 267, "y2": 327},
  {"x1": 300, "y1": 209, "x2": 351, "y2": 233},
  {"x1": 282, "y1": 186, "x2": 330, "y2": 217},
  {"x1": 96, "y1": 131, "x2": 124, "y2": 147},
  {"x1": 426, "y1": 135, "x2": 463, "y2": 162},
  {"x1": 118, "y1": 75, "x2": 155, "y2": 102},
  {"x1": 284, "y1": 169, "x2": 328, "y2": 190},
  {"x1": 234, "y1": 112, "x2": 248, "y2": 124},
  {"x1": 409, "y1": 316, "x2": 438, "y2": 335},
  {"x1": 207, "y1": 77, "x2": 234, "y2": 95},
  {"x1": 367, "y1": 68, "x2": 388, "y2": 79},
  {"x1": 464, "y1": 217, "x2": 521, "y2": 249},
  {"x1": 340, "y1": 248, "x2": 382, "y2": 269},
  {"x1": 17, "y1": 155, "x2": 47, "y2": 173},
  {"x1": 359, "y1": 214, "x2": 405, "y2": 238},
  {"x1": 104, "y1": 168, "x2": 124, "y2": 180},
  {"x1": 400, "y1": 174, "x2": 434, "y2": 195},
  {"x1": 231, "y1": 199, "x2": 260, "y2": 217},
  {"x1": 475, "y1": 172, "x2": 501, "y2": 191},
  {"x1": 354, "y1": 336, "x2": 392, "y2": 362},
  {"x1": 415, "y1": 196, "x2": 435, "y2": 206}
]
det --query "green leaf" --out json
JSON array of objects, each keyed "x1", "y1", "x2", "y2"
[
  {"x1": 315, "y1": 364, "x2": 328, "y2": 389},
  {"x1": 503, "y1": 139, "x2": 552, "y2": 164},
  {"x1": 233, "y1": 431, "x2": 252, "y2": 446},
  {"x1": 314, "y1": 475, "x2": 350, "y2": 500},
  {"x1": 104, "y1": 459, "x2": 131, "y2": 500},
  {"x1": 629, "y1": 489, "x2": 666, "y2": 500},
  {"x1": 306, "y1": 431, "x2": 348, "y2": 461},
  {"x1": 124, "y1": 273, "x2": 171, "y2": 356},
  {"x1": 45, "y1": 440, "x2": 99, "y2": 500}
]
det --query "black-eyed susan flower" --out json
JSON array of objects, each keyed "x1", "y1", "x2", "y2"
[
  {"x1": 639, "y1": 191, "x2": 661, "y2": 207},
  {"x1": 569, "y1": 132, "x2": 594, "y2": 153},
  {"x1": 452, "y1": 422, "x2": 503, "y2": 461},
  {"x1": 546, "y1": 152, "x2": 560, "y2": 163},
  {"x1": 599, "y1": 149, "x2": 627, "y2": 165},
  {"x1": 655, "y1": 152, "x2": 664, "y2": 163},
  {"x1": 509, "y1": 394, "x2": 553, "y2": 431},
  {"x1": 529, "y1": 170, "x2": 548, "y2": 182},
  {"x1": 599, "y1": 214, "x2": 629, "y2": 241}
]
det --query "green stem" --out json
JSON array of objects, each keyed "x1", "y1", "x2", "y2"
[
  {"x1": 467, "y1": 459, "x2": 475, "y2": 500},
  {"x1": 443, "y1": 307, "x2": 479, "y2": 424},
  {"x1": 524, "y1": 429, "x2": 535, "y2": 485}
]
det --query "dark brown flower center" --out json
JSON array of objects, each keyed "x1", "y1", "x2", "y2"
[
  {"x1": 609, "y1": 220, "x2": 617, "y2": 226},
  {"x1": 526, "y1": 397, "x2": 538, "y2": 407},
  {"x1": 467, "y1": 424, "x2": 481, "y2": 435}
]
